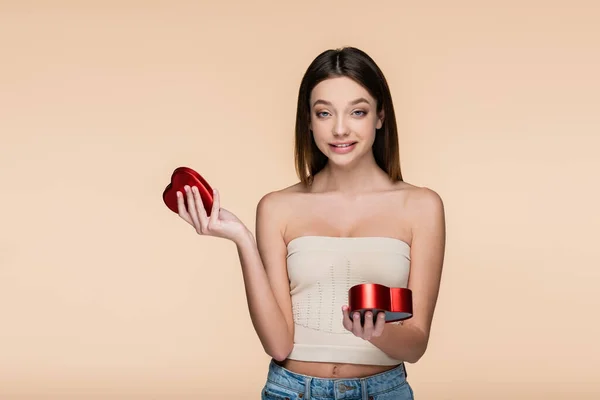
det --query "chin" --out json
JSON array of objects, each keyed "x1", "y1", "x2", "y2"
[{"x1": 325, "y1": 152, "x2": 363, "y2": 169}]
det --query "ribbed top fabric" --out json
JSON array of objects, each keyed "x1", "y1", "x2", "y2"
[{"x1": 286, "y1": 235, "x2": 411, "y2": 366}]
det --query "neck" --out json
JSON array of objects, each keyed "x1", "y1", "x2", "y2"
[{"x1": 315, "y1": 152, "x2": 389, "y2": 194}]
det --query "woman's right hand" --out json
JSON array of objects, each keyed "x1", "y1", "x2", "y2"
[{"x1": 177, "y1": 185, "x2": 250, "y2": 244}]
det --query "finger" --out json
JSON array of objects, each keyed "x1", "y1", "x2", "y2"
[
  {"x1": 185, "y1": 186, "x2": 202, "y2": 233},
  {"x1": 362, "y1": 311, "x2": 375, "y2": 340},
  {"x1": 192, "y1": 186, "x2": 209, "y2": 230},
  {"x1": 208, "y1": 188, "x2": 220, "y2": 225},
  {"x1": 176, "y1": 191, "x2": 192, "y2": 224},
  {"x1": 341, "y1": 305, "x2": 353, "y2": 331},
  {"x1": 351, "y1": 311, "x2": 363, "y2": 337},
  {"x1": 372, "y1": 312, "x2": 386, "y2": 337}
]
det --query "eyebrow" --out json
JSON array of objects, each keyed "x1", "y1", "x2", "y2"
[{"x1": 312, "y1": 97, "x2": 371, "y2": 108}]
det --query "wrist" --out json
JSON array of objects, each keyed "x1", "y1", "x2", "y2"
[{"x1": 233, "y1": 227, "x2": 255, "y2": 248}]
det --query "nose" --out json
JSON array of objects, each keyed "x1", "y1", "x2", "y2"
[{"x1": 332, "y1": 116, "x2": 349, "y2": 136}]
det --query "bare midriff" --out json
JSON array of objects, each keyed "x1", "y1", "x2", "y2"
[{"x1": 277, "y1": 359, "x2": 398, "y2": 379}]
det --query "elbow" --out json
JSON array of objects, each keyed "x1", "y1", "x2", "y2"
[
  {"x1": 271, "y1": 351, "x2": 290, "y2": 362},
  {"x1": 266, "y1": 339, "x2": 294, "y2": 362},
  {"x1": 405, "y1": 343, "x2": 428, "y2": 364},
  {"x1": 402, "y1": 327, "x2": 430, "y2": 364},
  {"x1": 404, "y1": 352, "x2": 423, "y2": 364}
]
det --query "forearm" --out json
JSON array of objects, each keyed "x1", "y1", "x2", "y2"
[
  {"x1": 368, "y1": 323, "x2": 428, "y2": 364},
  {"x1": 235, "y1": 230, "x2": 293, "y2": 360}
]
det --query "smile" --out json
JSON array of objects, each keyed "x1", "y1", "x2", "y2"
[{"x1": 329, "y1": 142, "x2": 358, "y2": 153}]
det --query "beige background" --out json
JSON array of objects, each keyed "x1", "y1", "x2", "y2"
[{"x1": 1, "y1": 1, "x2": 599, "y2": 399}]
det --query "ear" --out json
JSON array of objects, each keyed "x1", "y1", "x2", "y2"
[{"x1": 376, "y1": 109, "x2": 385, "y2": 129}]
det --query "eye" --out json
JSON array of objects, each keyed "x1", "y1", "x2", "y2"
[
  {"x1": 352, "y1": 110, "x2": 367, "y2": 117},
  {"x1": 316, "y1": 111, "x2": 330, "y2": 118}
]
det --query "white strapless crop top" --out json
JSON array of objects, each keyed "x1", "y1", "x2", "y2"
[{"x1": 285, "y1": 235, "x2": 411, "y2": 366}]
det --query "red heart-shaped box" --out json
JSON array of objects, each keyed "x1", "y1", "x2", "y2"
[
  {"x1": 348, "y1": 283, "x2": 413, "y2": 324},
  {"x1": 163, "y1": 167, "x2": 214, "y2": 216}
]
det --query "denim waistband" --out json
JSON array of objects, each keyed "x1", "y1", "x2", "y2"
[{"x1": 266, "y1": 360, "x2": 408, "y2": 399}]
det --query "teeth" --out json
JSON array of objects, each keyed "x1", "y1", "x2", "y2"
[{"x1": 333, "y1": 143, "x2": 353, "y2": 147}]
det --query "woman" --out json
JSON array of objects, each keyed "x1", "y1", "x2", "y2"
[{"x1": 175, "y1": 47, "x2": 446, "y2": 399}]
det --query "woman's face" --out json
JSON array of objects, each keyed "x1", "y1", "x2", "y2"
[{"x1": 309, "y1": 76, "x2": 383, "y2": 168}]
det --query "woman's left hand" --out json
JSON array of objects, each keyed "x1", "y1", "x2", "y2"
[{"x1": 341, "y1": 305, "x2": 386, "y2": 341}]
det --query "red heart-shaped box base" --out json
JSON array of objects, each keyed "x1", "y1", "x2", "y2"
[
  {"x1": 348, "y1": 283, "x2": 413, "y2": 324},
  {"x1": 163, "y1": 167, "x2": 214, "y2": 216}
]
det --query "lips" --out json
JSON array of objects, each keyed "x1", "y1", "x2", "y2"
[
  {"x1": 328, "y1": 141, "x2": 358, "y2": 154},
  {"x1": 329, "y1": 141, "x2": 357, "y2": 148}
]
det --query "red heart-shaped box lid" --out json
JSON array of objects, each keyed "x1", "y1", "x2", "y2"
[
  {"x1": 348, "y1": 283, "x2": 413, "y2": 323},
  {"x1": 163, "y1": 167, "x2": 214, "y2": 216}
]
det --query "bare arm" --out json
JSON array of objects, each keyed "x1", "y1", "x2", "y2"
[
  {"x1": 235, "y1": 192, "x2": 294, "y2": 361},
  {"x1": 177, "y1": 185, "x2": 293, "y2": 360},
  {"x1": 368, "y1": 187, "x2": 446, "y2": 363}
]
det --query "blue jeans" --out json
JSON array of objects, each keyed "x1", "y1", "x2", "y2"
[{"x1": 261, "y1": 360, "x2": 414, "y2": 400}]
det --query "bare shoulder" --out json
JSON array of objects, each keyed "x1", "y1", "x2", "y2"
[
  {"x1": 256, "y1": 182, "x2": 307, "y2": 230},
  {"x1": 396, "y1": 183, "x2": 445, "y2": 251},
  {"x1": 393, "y1": 181, "x2": 444, "y2": 216},
  {"x1": 257, "y1": 182, "x2": 306, "y2": 209}
]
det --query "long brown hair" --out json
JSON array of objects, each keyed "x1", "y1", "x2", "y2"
[{"x1": 294, "y1": 47, "x2": 403, "y2": 186}]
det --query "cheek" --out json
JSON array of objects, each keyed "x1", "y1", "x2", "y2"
[
  {"x1": 353, "y1": 120, "x2": 377, "y2": 141},
  {"x1": 309, "y1": 126, "x2": 331, "y2": 154},
  {"x1": 310, "y1": 122, "x2": 331, "y2": 142}
]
